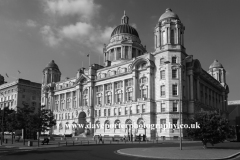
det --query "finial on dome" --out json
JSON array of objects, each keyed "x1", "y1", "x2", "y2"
[
  {"x1": 166, "y1": 8, "x2": 172, "y2": 12},
  {"x1": 121, "y1": 10, "x2": 129, "y2": 24}
]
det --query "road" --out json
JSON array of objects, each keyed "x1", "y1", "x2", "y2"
[{"x1": 1, "y1": 142, "x2": 240, "y2": 160}]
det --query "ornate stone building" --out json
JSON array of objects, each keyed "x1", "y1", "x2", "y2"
[
  {"x1": 0, "y1": 76, "x2": 41, "y2": 112},
  {"x1": 41, "y1": 9, "x2": 229, "y2": 139}
]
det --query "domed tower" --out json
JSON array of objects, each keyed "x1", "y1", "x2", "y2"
[
  {"x1": 0, "y1": 74, "x2": 4, "y2": 85},
  {"x1": 208, "y1": 60, "x2": 227, "y2": 87},
  {"x1": 103, "y1": 11, "x2": 147, "y2": 66},
  {"x1": 154, "y1": 8, "x2": 185, "y2": 51},
  {"x1": 42, "y1": 60, "x2": 61, "y2": 84}
]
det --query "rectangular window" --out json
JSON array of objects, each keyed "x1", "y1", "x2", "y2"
[
  {"x1": 172, "y1": 84, "x2": 178, "y2": 96},
  {"x1": 161, "y1": 85, "x2": 165, "y2": 96},
  {"x1": 172, "y1": 69, "x2": 177, "y2": 78},
  {"x1": 130, "y1": 107, "x2": 132, "y2": 115},
  {"x1": 126, "y1": 79, "x2": 133, "y2": 87},
  {"x1": 160, "y1": 119, "x2": 166, "y2": 125},
  {"x1": 171, "y1": 29, "x2": 175, "y2": 44},
  {"x1": 172, "y1": 119, "x2": 178, "y2": 128},
  {"x1": 136, "y1": 105, "x2": 140, "y2": 113},
  {"x1": 22, "y1": 95, "x2": 25, "y2": 99},
  {"x1": 99, "y1": 110, "x2": 101, "y2": 117},
  {"x1": 125, "y1": 46, "x2": 129, "y2": 59},
  {"x1": 160, "y1": 70, "x2": 165, "y2": 79},
  {"x1": 114, "y1": 108, "x2": 117, "y2": 116},
  {"x1": 95, "y1": 110, "x2": 97, "y2": 117},
  {"x1": 108, "y1": 109, "x2": 110, "y2": 116},
  {"x1": 142, "y1": 104, "x2": 146, "y2": 113},
  {"x1": 125, "y1": 107, "x2": 128, "y2": 115},
  {"x1": 173, "y1": 102, "x2": 178, "y2": 112},
  {"x1": 104, "y1": 109, "x2": 106, "y2": 117},
  {"x1": 172, "y1": 57, "x2": 177, "y2": 64},
  {"x1": 118, "y1": 108, "x2": 121, "y2": 115},
  {"x1": 161, "y1": 103, "x2": 165, "y2": 112}
]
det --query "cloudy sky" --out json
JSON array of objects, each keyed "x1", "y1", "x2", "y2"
[{"x1": 0, "y1": 0, "x2": 239, "y2": 100}]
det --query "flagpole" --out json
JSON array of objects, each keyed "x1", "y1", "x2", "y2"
[{"x1": 89, "y1": 54, "x2": 90, "y2": 66}]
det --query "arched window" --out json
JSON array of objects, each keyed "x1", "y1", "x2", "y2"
[
  {"x1": 105, "y1": 120, "x2": 110, "y2": 129},
  {"x1": 126, "y1": 88, "x2": 133, "y2": 101},
  {"x1": 115, "y1": 90, "x2": 122, "y2": 103},
  {"x1": 140, "y1": 85, "x2": 148, "y2": 99},
  {"x1": 97, "y1": 73, "x2": 101, "y2": 79},
  {"x1": 117, "y1": 68, "x2": 121, "y2": 74},
  {"x1": 107, "y1": 70, "x2": 111, "y2": 77},
  {"x1": 95, "y1": 121, "x2": 100, "y2": 129},
  {"x1": 115, "y1": 120, "x2": 121, "y2": 129},
  {"x1": 160, "y1": 58, "x2": 165, "y2": 65},
  {"x1": 140, "y1": 77, "x2": 147, "y2": 84},
  {"x1": 97, "y1": 93, "x2": 102, "y2": 105},
  {"x1": 83, "y1": 89, "x2": 88, "y2": 106},
  {"x1": 106, "y1": 92, "x2": 112, "y2": 104}
]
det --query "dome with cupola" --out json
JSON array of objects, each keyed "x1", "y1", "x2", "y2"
[
  {"x1": 209, "y1": 59, "x2": 223, "y2": 69},
  {"x1": 44, "y1": 60, "x2": 59, "y2": 71},
  {"x1": 159, "y1": 8, "x2": 179, "y2": 22},
  {"x1": 111, "y1": 11, "x2": 139, "y2": 38}
]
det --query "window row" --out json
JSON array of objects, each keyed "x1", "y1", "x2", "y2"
[
  {"x1": 160, "y1": 84, "x2": 178, "y2": 96},
  {"x1": 105, "y1": 46, "x2": 143, "y2": 61},
  {"x1": 95, "y1": 104, "x2": 146, "y2": 117},
  {"x1": 160, "y1": 102, "x2": 178, "y2": 112}
]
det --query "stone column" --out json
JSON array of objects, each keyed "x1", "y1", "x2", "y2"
[
  {"x1": 122, "y1": 46, "x2": 125, "y2": 59},
  {"x1": 148, "y1": 71, "x2": 151, "y2": 100},
  {"x1": 88, "y1": 86, "x2": 91, "y2": 106},
  {"x1": 190, "y1": 74, "x2": 194, "y2": 101},
  {"x1": 197, "y1": 79, "x2": 200, "y2": 101},
  {"x1": 79, "y1": 88, "x2": 82, "y2": 107},
  {"x1": 112, "y1": 82, "x2": 115, "y2": 104},
  {"x1": 123, "y1": 80, "x2": 126, "y2": 102},
  {"x1": 158, "y1": 30, "x2": 161, "y2": 47},
  {"x1": 176, "y1": 28, "x2": 179, "y2": 44},
  {"x1": 65, "y1": 93, "x2": 67, "y2": 109},
  {"x1": 133, "y1": 72, "x2": 137, "y2": 101},
  {"x1": 128, "y1": 46, "x2": 132, "y2": 59},
  {"x1": 167, "y1": 27, "x2": 170, "y2": 44},
  {"x1": 103, "y1": 85, "x2": 105, "y2": 105},
  {"x1": 114, "y1": 48, "x2": 117, "y2": 60}
]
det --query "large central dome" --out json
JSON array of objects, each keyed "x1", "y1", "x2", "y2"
[
  {"x1": 111, "y1": 11, "x2": 139, "y2": 38},
  {"x1": 111, "y1": 24, "x2": 139, "y2": 38}
]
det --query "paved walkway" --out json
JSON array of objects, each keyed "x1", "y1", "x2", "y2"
[{"x1": 117, "y1": 142, "x2": 240, "y2": 160}]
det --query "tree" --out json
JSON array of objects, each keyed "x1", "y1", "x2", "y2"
[
  {"x1": 186, "y1": 111, "x2": 235, "y2": 149},
  {"x1": 16, "y1": 103, "x2": 35, "y2": 145},
  {"x1": 5, "y1": 109, "x2": 18, "y2": 144},
  {"x1": 0, "y1": 107, "x2": 16, "y2": 143},
  {"x1": 33, "y1": 105, "x2": 56, "y2": 146}
]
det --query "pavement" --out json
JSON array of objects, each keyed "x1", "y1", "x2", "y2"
[
  {"x1": 117, "y1": 142, "x2": 240, "y2": 160},
  {"x1": 1, "y1": 140, "x2": 240, "y2": 160}
]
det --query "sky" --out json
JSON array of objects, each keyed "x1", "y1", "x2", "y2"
[{"x1": 0, "y1": 0, "x2": 239, "y2": 100}]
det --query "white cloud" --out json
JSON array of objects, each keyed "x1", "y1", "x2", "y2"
[
  {"x1": 41, "y1": 0, "x2": 113, "y2": 54},
  {"x1": 44, "y1": 0, "x2": 101, "y2": 22},
  {"x1": 26, "y1": 19, "x2": 37, "y2": 27},
  {"x1": 60, "y1": 22, "x2": 94, "y2": 39},
  {"x1": 131, "y1": 23, "x2": 137, "y2": 29},
  {"x1": 40, "y1": 25, "x2": 62, "y2": 47},
  {"x1": 60, "y1": 23, "x2": 113, "y2": 53}
]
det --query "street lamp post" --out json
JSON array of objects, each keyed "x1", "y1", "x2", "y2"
[
  {"x1": 0, "y1": 93, "x2": 5, "y2": 146},
  {"x1": 164, "y1": 55, "x2": 192, "y2": 150}
]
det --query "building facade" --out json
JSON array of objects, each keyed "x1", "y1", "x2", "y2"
[
  {"x1": 228, "y1": 100, "x2": 240, "y2": 126},
  {"x1": 41, "y1": 9, "x2": 229, "y2": 139},
  {"x1": 0, "y1": 76, "x2": 41, "y2": 112}
]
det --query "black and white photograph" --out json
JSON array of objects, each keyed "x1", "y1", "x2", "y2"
[{"x1": 0, "y1": 0, "x2": 240, "y2": 160}]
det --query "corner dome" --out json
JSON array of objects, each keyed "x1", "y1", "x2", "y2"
[
  {"x1": 209, "y1": 60, "x2": 223, "y2": 69},
  {"x1": 45, "y1": 60, "x2": 59, "y2": 70},
  {"x1": 159, "y1": 8, "x2": 179, "y2": 22},
  {"x1": 111, "y1": 11, "x2": 139, "y2": 38}
]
